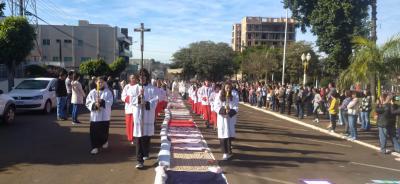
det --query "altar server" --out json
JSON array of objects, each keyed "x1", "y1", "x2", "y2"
[
  {"x1": 213, "y1": 82, "x2": 239, "y2": 160},
  {"x1": 86, "y1": 77, "x2": 114, "y2": 155},
  {"x1": 130, "y1": 69, "x2": 158, "y2": 169},
  {"x1": 121, "y1": 74, "x2": 138, "y2": 144}
]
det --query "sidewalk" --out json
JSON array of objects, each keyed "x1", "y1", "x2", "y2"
[{"x1": 240, "y1": 102, "x2": 400, "y2": 158}]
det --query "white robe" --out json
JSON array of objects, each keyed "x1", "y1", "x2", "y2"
[
  {"x1": 130, "y1": 84, "x2": 158, "y2": 137},
  {"x1": 209, "y1": 91, "x2": 218, "y2": 112},
  {"x1": 121, "y1": 84, "x2": 136, "y2": 114},
  {"x1": 213, "y1": 91, "x2": 239, "y2": 139},
  {"x1": 85, "y1": 88, "x2": 113, "y2": 122},
  {"x1": 199, "y1": 86, "x2": 213, "y2": 106}
]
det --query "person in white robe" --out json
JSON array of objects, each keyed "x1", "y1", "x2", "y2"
[
  {"x1": 85, "y1": 77, "x2": 114, "y2": 155},
  {"x1": 213, "y1": 82, "x2": 239, "y2": 160},
  {"x1": 129, "y1": 69, "x2": 158, "y2": 169},
  {"x1": 199, "y1": 80, "x2": 213, "y2": 128},
  {"x1": 121, "y1": 74, "x2": 138, "y2": 144}
]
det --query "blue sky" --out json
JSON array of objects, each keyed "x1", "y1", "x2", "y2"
[{"x1": 4, "y1": 0, "x2": 400, "y2": 63}]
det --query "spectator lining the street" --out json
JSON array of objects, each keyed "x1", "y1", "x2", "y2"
[
  {"x1": 328, "y1": 92, "x2": 339, "y2": 132},
  {"x1": 360, "y1": 90, "x2": 372, "y2": 131},
  {"x1": 376, "y1": 93, "x2": 400, "y2": 154},
  {"x1": 56, "y1": 72, "x2": 68, "y2": 121},
  {"x1": 347, "y1": 91, "x2": 361, "y2": 140},
  {"x1": 65, "y1": 71, "x2": 74, "y2": 117},
  {"x1": 312, "y1": 88, "x2": 322, "y2": 123},
  {"x1": 86, "y1": 76, "x2": 113, "y2": 155},
  {"x1": 71, "y1": 73, "x2": 85, "y2": 125}
]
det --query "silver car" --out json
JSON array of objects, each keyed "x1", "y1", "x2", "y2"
[{"x1": 8, "y1": 78, "x2": 57, "y2": 114}]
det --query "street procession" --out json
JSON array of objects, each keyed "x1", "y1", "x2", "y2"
[{"x1": 1, "y1": 0, "x2": 400, "y2": 184}]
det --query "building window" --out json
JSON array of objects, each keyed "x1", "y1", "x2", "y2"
[
  {"x1": 248, "y1": 33, "x2": 252, "y2": 39},
  {"x1": 255, "y1": 41, "x2": 258, "y2": 45},
  {"x1": 42, "y1": 39, "x2": 50, "y2": 45},
  {"x1": 64, "y1": 39, "x2": 72, "y2": 44},
  {"x1": 64, "y1": 57, "x2": 72, "y2": 62},
  {"x1": 42, "y1": 56, "x2": 47, "y2": 60},
  {"x1": 52, "y1": 56, "x2": 60, "y2": 61},
  {"x1": 78, "y1": 40, "x2": 83, "y2": 46},
  {"x1": 81, "y1": 57, "x2": 91, "y2": 62},
  {"x1": 247, "y1": 41, "x2": 251, "y2": 46}
]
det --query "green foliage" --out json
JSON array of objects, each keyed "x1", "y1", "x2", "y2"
[
  {"x1": 238, "y1": 46, "x2": 280, "y2": 80},
  {"x1": 0, "y1": 16, "x2": 36, "y2": 90},
  {"x1": 24, "y1": 65, "x2": 47, "y2": 77},
  {"x1": 24, "y1": 65, "x2": 67, "y2": 78},
  {"x1": 79, "y1": 59, "x2": 111, "y2": 77},
  {"x1": 0, "y1": 2, "x2": 5, "y2": 17},
  {"x1": 283, "y1": 0, "x2": 370, "y2": 72},
  {"x1": 171, "y1": 41, "x2": 235, "y2": 81},
  {"x1": 0, "y1": 16, "x2": 36, "y2": 68},
  {"x1": 339, "y1": 34, "x2": 400, "y2": 93},
  {"x1": 109, "y1": 57, "x2": 127, "y2": 77},
  {"x1": 285, "y1": 41, "x2": 319, "y2": 83}
]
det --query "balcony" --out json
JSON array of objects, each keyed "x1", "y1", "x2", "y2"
[{"x1": 119, "y1": 49, "x2": 132, "y2": 57}]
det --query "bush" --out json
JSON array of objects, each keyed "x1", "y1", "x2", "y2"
[
  {"x1": 80, "y1": 59, "x2": 111, "y2": 77},
  {"x1": 24, "y1": 64, "x2": 66, "y2": 78}
]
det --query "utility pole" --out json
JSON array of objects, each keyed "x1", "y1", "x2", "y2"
[
  {"x1": 281, "y1": 8, "x2": 288, "y2": 86},
  {"x1": 19, "y1": 0, "x2": 23, "y2": 16},
  {"x1": 134, "y1": 23, "x2": 151, "y2": 70}
]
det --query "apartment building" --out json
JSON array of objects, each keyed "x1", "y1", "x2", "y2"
[
  {"x1": 232, "y1": 16, "x2": 296, "y2": 51},
  {"x1": 27, "y1": 20, "x2": 132, "y2": 70}
]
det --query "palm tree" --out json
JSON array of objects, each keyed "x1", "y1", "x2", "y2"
[{"x1": 339, "y1": 34, "x2": 400, "y2": 97}]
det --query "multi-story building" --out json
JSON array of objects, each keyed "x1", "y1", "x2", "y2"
[
  {"x1": 232, "y1": 16, "x2": 296, "y2": 51},
  {"x1": 27, "y1": 20, "x2": 132, "y2": 70}
]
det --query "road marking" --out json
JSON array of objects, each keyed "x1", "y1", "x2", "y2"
[
  {"x1": 293, "y1": 137, "x2": 352, "y2": 148},
  {"x1": 350, "y1": 162, "x2": 400, "y2": 173},
  {"x1": 235, "y1": 173, "x2": 296, "y2": 184}
]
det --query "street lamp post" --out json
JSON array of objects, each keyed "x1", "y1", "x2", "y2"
[{"x1": 301, "y1": 53, "x2": 311, "y2": 86}]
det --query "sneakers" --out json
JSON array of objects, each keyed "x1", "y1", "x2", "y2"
[
  {"x1": 102, "y1": 142, "x2": 109, "y2": 149},
  {"x1": 90, "y1": 148, "x2": 99, "y2": 155},
  {"x1": 143, "y1": 156, "x2": 149, "y2": 160},
  {"x1": 222, "y1": 154, "x2": 232, "y2": 160},
  {"x1": 135, "y1": 163, "x2": 144, "y2": 169}
]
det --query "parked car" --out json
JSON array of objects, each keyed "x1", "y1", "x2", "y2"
[
  {"x1": 0, "y1": 89, "x2": 16, "y2": 124},
  {"x1": 8, "y1": 78, "x2": 57, "y2": 114}
]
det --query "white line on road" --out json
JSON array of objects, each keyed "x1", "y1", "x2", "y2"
[
  {"x1": 235, "y1": 173, "x2": 296, "y2": 184},
  {"x1": 293, "y1": 137, "x2": 352, "y2": 148},
  {"x1": 350, "y1": 162, "x2": 400, "y2": 173}
]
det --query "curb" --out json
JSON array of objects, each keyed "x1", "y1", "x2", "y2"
[{"x1": 240, "y1": 102, "x2": 400, "y2": 158}]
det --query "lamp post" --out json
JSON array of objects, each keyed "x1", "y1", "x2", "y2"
[{"x1": 301, "y1": 53, "x2": 311, "y2": 86}]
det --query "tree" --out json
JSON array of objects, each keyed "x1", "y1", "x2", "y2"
[
  {"x1": 283, "y1": 0, "x2": 370, "y2": 73},
  {"x1": 239, "y1": 46, "x2": 280, "y2": 81},
  {"x1": 79, "y1": 59, "x2": 111, "y2": 77},
  {"x1": 285, "y1": 41, "x2": 319, "y2": 84},
  {"x1": 339, "y1": 34, "x2": 400, "y2": 97},
  {"x1": 0, "y1": 2, "x2": 5, "y2": 16},
  {"x1": 109, "y1": 57, "x2": 127, "y2": 77},
  {"x1": 171, "y1": 41, "x2": 235, "y2": 81},
  {"x1": 0, "y1": 16, "x2": 36, "y2": 91}
]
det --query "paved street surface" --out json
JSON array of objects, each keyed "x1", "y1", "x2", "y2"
[{"x1": 1, "y1": 103, "x2": 400, "y2": 184}]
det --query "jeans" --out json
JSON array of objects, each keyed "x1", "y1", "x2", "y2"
[
  {"x1": 66, "y1": 93, "x2": 72, "y2": 116},
  {"x1": 56, "y1": 96, "x2": 67, "y2": 119},
  {"x1": 340, "y1": 110, "x2": 349, "y2": 134},
  {"x1": 297, "y1": 104, "x2": 304, "y2": 119},
  {"x1": 72, "y1": 104, "x2": 81, "y2": 122},
  {"x1": 338, "y1": 109, "x2": 344, "y2": 125},
  {"x1": 360, "y1": 111, "x2": 371, "y2": 130},
  {"x1": 329, "y1": 114, "x2": 338, "y2": 131},
  {"x1": 348, "y1": 115, "x2": 358, "y2": 139},
  {"x1": 378, "y1": 127, "x2": 400, "y2": 153}
]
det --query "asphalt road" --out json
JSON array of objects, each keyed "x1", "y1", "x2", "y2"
[
  {"x1": 196, "y1": 104, "x2": 400, "y2": 184},
  {"x1": 0, "y1": 103, "x2": 160, "y2": 184},
  {"x1": 1, "y1": 103, "x2": 400, "y2": 184}
]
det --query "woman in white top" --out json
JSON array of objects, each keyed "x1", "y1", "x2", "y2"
[
  {"x1": 213, "y1": 82, "x2": 239, "y2": 160},
  {"x1": 312, "y1": 88, "x2": 322, "y2": 123},
  {"x1": 71, "y1": 73, "x2": 85, "y2": 124}
]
